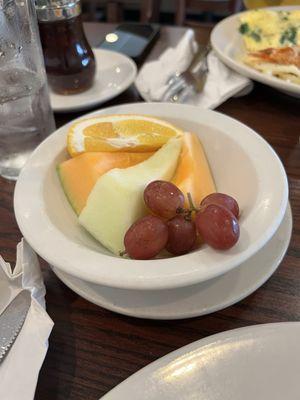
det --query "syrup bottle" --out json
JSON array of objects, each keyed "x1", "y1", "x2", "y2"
[{"x1": 36, "y1": 0, "x2": 96, "y2": 94}]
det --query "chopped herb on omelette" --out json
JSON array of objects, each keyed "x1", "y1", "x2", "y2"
[{"x1": 239, "y1": 10, "x2": 300, "y2": 51}]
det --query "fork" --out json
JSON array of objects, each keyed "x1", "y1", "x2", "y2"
[{"x1": 161, "y1": 43, "x2": 211, "y2": 103}]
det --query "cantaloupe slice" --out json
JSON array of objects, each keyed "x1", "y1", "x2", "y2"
[
  {"x1": 172, "y1": 132, "x2": 216, "y2": 207},
  {"x1": 58, "y1": 152, "x2": 153, "y2": 215}
]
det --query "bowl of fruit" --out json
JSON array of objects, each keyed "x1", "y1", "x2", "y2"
[{"x1": 14, "y1": 103, "x2": 288, "y2": 290}]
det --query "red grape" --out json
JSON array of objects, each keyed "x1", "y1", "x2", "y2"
[
  {"x1": 144, "y1": 180, "x2": 185, "y2": 219},
  {"x1": 201, "y1": 193, "x2": 239, "y2": 218},
  {"x1": 195, "y1": 204, "x2": 240, "y2": 250},
  {"x1": 166, "y1": 216, "x2": 197, "y2": 256},
  {"x1": 124, "y1": 215, "x2": 168, "y2": 260}
]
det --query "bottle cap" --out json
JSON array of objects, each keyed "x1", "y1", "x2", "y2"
[{"x1": 35, "y1": 0, "x2": 81, "y2": 22}]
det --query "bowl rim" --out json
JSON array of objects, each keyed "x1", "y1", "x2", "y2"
[{"x1": 14, "y1": 103, "x2": 289, "y2": 290}]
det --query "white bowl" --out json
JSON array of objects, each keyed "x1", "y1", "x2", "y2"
[{"x1": 14, "y1": 103, "x2": 288, "y2": 290}]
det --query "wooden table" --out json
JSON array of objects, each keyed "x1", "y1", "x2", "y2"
[{"x1": 0, "y1": 24, "x2": 299, "y2": 400}]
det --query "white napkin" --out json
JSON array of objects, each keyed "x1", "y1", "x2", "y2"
[
  {"x1": 135, "y1": 29, "x2": 253, "y2": 109},
  {"x1": 0, "y1": 239, "x2": 54, "y2": 400}
]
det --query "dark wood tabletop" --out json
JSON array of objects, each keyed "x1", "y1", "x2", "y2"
[{"x1": 0, "y1": 23, "x2": 299, "y2": 400}]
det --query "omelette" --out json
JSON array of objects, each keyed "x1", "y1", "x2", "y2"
[{"x1": 238, "y1": 9, "x2": 300, "y2": 84}]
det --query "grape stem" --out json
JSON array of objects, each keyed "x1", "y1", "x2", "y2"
[{"x1": 187, "y1": 192, "x2": 198, "y2": 212}]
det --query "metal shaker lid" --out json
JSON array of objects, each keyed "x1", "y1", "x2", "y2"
[{"x1": 35, "y1": 0, "x2": 81, "y2": 22}]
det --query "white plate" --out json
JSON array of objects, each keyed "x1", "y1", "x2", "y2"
[
  {"x1": 211, "y1": 6, "x2": 300, "y2": 98},
  {"x1": 52, "y1": 204, "x2": 291, "y2": 320},
  {"x1": 100, "y1": 321, "x2": 300, "y2": 399},
  {"x1": 50, "y1": 49, "x2": 137, "y2": 113},
  {"x1": 14, "y1": 103, "x2": 288, "y2": 290}
]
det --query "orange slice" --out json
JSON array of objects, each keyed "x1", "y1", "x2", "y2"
[{"x1": 67, "y1": 114, "x2": 183, "y2": 157}]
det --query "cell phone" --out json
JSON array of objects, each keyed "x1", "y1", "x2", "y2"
[{"x1": 99, "y1": 23, "x2": 160, "y2": 64}]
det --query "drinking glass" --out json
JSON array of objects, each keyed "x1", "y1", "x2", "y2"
[{"x1": 0, "y1": 0, "x2": 55, "y2": 180}]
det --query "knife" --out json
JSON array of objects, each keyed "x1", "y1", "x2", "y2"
[{"x1": 0, "y1": 290, "x2": 31, "y2": 364}]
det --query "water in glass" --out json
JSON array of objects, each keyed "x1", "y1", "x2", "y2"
[{"x1": 0, "y1": 0, "x2": 55, "y2": 180}]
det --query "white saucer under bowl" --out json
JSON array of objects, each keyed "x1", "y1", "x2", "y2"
[
  {"x1": 52, "y1": 204, "x2": 292, "y2": 320},
  {"x1": 50, "y1": 49, "x2": 137, "y2": 113}
]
